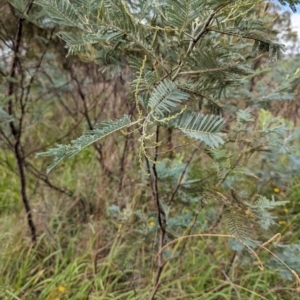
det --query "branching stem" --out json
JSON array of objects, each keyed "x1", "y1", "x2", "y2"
[
  {"x1": 6, "y1": 0, "x2": 36, "y2": 244},
  {"x1": 149, "y1": 126, "x2": 166, "y2": 300}
]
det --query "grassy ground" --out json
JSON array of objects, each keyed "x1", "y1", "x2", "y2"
[
  {"x1": 1, "y1": 145, "x2": 300, "y2": 299},
  {"x1": 1, "y1": 59, "x2": 300, "y2": 300}
]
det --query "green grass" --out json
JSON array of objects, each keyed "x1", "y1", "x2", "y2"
[
  {"x1": 1, "y1": 107, "x2": 300, "y2": 299},
  {"x1": 0, "y1": 210, "x2": 299, "y2": 300}
]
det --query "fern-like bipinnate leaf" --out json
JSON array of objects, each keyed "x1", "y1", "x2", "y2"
[
  {"x1": 248, "y1": 196, "x2": 289, "y2": 230},
  {"x1": 148, "y1": 80, "x2": 190, "y2": 117},
  {"x1": 171, "y1": 111, "x2": 226, "y2": 148},
  {"x1": 224, "y1": 195, "x2": 288, "y2": 242},
  {"x1": 71, "y1": 0, "x2": 99, "y2": 15},
  {"x1": 251, "y1": 196, "x2": 289, "y2": 210},
  {"x1": 164, "y1": 0, "x2": 201, "y2": 31},
  {"x1": 37, "y1": 115, "x2": 132, "y2": 173},
  {"x1": 35, "y1": 0, "x2": 92, "y2": 32},
  {"x1": 223, "y1": 207, "x2": 260, "y2": 242}
]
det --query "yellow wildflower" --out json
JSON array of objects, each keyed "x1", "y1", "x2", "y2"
[
  {"x1": 273, "y1": 187, "x2": 280, "y2": 193},
  {"x1": 278, "y1": 220, "x2": 286, "y2": 225},
  {"x1": 58, "y1": 285, "x2": 66, "y2": 293},
  {"x1": 148, "y1": 220, "x2": 155, "y2": 227}
]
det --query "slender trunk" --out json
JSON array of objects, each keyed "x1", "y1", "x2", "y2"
[{"x1": 6, "y1": 1, "x2": 36, "y2": 243}]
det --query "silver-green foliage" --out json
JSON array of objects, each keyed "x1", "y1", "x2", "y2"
[
  {"x1": 147, "y1": 80, "x2": 190, "y2": 117},
  {"x1": 32, "y1": 0, "x2": 299, "y2": 174},
  {"x1": 171, "y1": 111, "x2": 225, "y2": 148},
  {"x1": 37, "y1": 115, "x2": 132, "y2": 173}
]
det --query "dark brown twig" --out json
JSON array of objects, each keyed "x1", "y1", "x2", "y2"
[
  {"x1": 63, "y1": 47, "x2": 114, "y2": 178},
  {"x1": 6, "y1": 0, "x2": 36, "y2": 243},
  {"x1": 172, "y1": 4, "x2": 228, "y2": 81},
  {"x1": 208, "y1": 204, "x2": 225, "y2": 233},
  {"x1": 178, "y1": 200, "x2": 205, "y2": 257},
  {"x1": 149, "y1": 126, "x2": 167, "y2": 300},
  {"x1": 167, "y1": 147, "x2": 198, "y2": 205}
]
